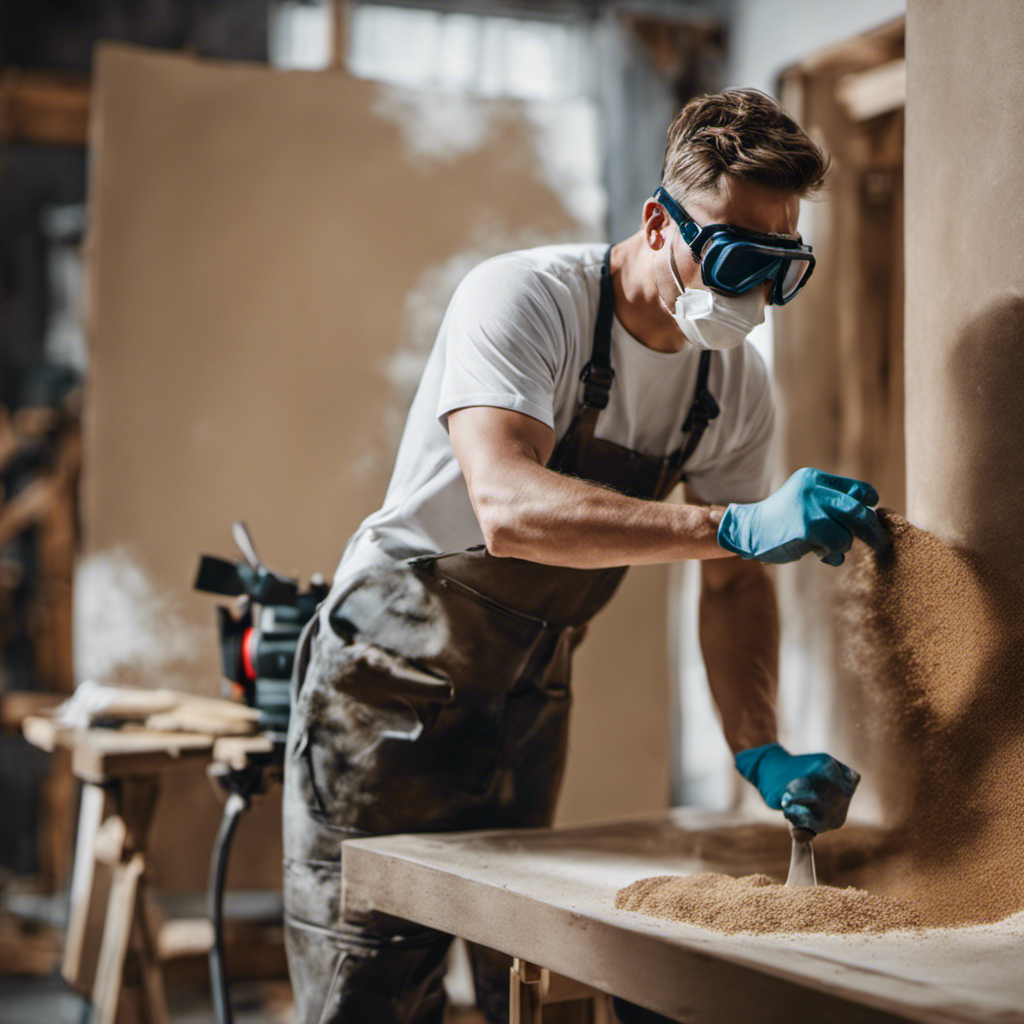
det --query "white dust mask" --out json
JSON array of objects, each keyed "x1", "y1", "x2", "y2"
[{"x1": 668, "y1": 258, "x2": 765, "y2": 351}]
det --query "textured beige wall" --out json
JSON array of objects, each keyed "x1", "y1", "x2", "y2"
[
  {"x1": 83, "y1": 45, "x2": 671, "y2": 885},
  {"x1": 771, "y1": 25, "x2": 905, "y2": 801},
  {"x1": 904, "y1": 0, "x2": 1024, "y2": 586}
]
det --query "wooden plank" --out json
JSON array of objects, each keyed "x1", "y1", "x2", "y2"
[
  {"x1": 543, "y1": 969, "x2": 602, "y2": 1004},
  {"x1": 211, "y1": 733, "x2": 275, "y2": 770},
  {"x1": 0, "y1": 69, "x2": 90, "y2": 146},
  {"x1": 0, "y1": 692, "x2": 64, "y2": 730},
  {"x1": 22, "y1": 714, "x2": 61, "y2": 753},
  {"x1": 155, "y1": 918, "x2": 214, "y2": 960},
  {"x1": 70, "y1": 731, "x2": 213, "y2": 783},
  {"x1": 341, "y1": 809, "x2": 1024, "y2": 1024},
  {"x1": 23, "y1": 718, "x2": 215, "y2": 783},
  {"x1": 836, "y1": 59, "x2": 906, "y2": 122},
  {"x1": 145, "y1": 694, "x2": 260, "y2": 735}
]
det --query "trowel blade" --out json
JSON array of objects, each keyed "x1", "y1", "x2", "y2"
[{"x1": 786, "y1": 826, "x2": 817, "y2": 887}]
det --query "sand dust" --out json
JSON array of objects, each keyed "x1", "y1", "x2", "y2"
[
  {"x1": 615, "y1": 873, "x2": 923, "y2": 935},
  {"x1": 617, "y1": 511, "x2": 1024, "y2": 934}
]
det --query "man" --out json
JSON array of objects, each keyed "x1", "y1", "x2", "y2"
[{"x1": 283, "y1": 87, "x2": 887, "y2": 1023}]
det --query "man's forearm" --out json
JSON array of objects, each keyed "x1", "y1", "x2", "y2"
[
  {"x1": 699, "y1": 562, "x2": 779, "y2": 753},
  {"x1": 474, "y1": 457, "x2": 732, "y2": 569}
]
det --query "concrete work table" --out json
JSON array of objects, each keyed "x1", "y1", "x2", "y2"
[{"x1": 341, "y1": 808, "x2": 1024, "y2": 1024}]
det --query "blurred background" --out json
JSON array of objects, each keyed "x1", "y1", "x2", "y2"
[{"x1": 0, "y1": 1, "x2": 907, "y2": 1020}]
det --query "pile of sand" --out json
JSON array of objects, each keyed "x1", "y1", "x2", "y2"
[
  {"x1": 616, "y1": 511, "x2": 1024, "y2": 934},
  {"x1": 615, "y1": 873, "x2": 923, "y2": 935}
]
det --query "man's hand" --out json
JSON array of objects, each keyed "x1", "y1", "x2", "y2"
[
  {"x1": 717, "y1": 467, "x2": 890, "y2": 566},
  {"x1": 734, "y1": 742, "x2": 861, "y2": 834}
]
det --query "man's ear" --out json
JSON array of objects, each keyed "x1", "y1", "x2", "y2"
[{"x1": 642, "y1": 198, "x2": 669, "y2": 251}]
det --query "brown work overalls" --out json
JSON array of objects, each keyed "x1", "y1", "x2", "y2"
[{"x1": 282, "y1": 248, "x2": 719, "y2": 1024}]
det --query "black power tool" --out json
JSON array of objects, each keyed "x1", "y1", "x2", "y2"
[
  {"x1": 194, "y1": 520, "x2": 329, "y2": 742},
  {"x1": 194, "y1": 522, "x2": 328, "y2": 1024}
]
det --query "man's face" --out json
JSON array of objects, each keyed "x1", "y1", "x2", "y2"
[{"x1": 646, "y1": 177, "x2": 802, "y2": 318}]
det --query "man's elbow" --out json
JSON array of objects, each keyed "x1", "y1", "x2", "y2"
[
  {"x1": 481, "y1": 518, "x2": 517, "y2": 557},
  {"x1": 472, "y1": 489, "x2": 521, "y2": 558}
]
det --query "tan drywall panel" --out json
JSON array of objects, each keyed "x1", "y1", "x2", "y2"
[
  {"x1": 82, "y1": 45, "x2": 671, "y2": 885},
  {"x1": 559, "y1": 562, "x2": 672, "y2": 824},
  {"x1": 904, "y1": 0, "x2": 1024, "y2": 581}
]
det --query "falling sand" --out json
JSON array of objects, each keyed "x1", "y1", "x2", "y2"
[{"x1": 617, "y1": 510, "x2": 1024, "y2": 934}]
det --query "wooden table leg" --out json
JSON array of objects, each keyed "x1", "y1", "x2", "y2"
[
  {"x1": 92, "y1": 846, "x2": 143, "y2": 1024},
  {"x1": 511, "y1": 958, "x2": 544, "y2": 1024},
  {"x1": 64, "y1": 775, "x2": 168, "y2": 1024},
  {"x1": 133, "y1": 885, "x2": 169, "y2": 1024},
  {"x1": 64, "y1": 781, "x2": 114, "y2": 994},
  {"x1": 510, "y1": 959, "x2": 616, "y2": 1024}
]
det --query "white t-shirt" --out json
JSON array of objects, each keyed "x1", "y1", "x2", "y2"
[{"x1": 336, "y1": 243, "x2": 774, "y2": 582}]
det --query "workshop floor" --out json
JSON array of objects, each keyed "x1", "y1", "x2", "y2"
[
  {"x1": 0, "y1": 973, "x2": 295, "y2": 1023},
  {"x1": 0, "y1": 891, "x2": 488, "y2": 1023},
  {"x1": 0, "y1": 973, "x2": 490, "y2": 1023}
]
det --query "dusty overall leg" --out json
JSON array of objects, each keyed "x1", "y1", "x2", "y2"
[
  {"x1": 282, "y1": 561, "x2": 550, "y2": 1024},
  {"x1": 282, "y1": 566, "x2": 456, "y2": 1024}
]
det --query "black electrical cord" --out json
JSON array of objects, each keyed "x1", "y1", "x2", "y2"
[{"x1": 209, "y1": 791, "x2": 250, "y2": 1024}]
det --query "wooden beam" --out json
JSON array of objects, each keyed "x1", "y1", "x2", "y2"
[
  {"x1": 836, "y1": 59, "x2": 906, "y2": 122},
  {"x1": 330, "y1": 0, "x2": 349, "y2": 70},
  {"x1": 0, "y1": 69, "x2": 90, "y2": 146},
  {"x1": 0, "y1": 691, "x2": 64, "y2": 731}
]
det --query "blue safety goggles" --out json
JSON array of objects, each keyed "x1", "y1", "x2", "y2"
[{"x1": 653, "y1": 186, "x2": 815, "y2": 306}]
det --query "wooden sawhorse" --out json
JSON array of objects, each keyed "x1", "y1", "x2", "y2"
[{"x1": 23, "y1": 716, "x2": 273, "y2": 1024}]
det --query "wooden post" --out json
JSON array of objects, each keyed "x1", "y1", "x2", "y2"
[
  {"x1": 511, "y1": 958, "x2": 544, "y2": 1024},
  {"x1": 64, "y1": 783, "x2": 114, "y2": 992},
  {"x1": 330, "y1": 0, "x2": 348, "y2": 70},
  {"x1": 509, "y1": 958, "x2": 610, "y2": 1024},
  {"x1": 64, "y1": 776, "x2": 168, "y2": 1024}
]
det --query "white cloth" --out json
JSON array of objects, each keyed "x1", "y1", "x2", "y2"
[{"x1": 336, "y1": 243, "x2": 775, "y2": 583}]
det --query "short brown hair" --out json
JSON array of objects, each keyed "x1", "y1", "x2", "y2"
[{"x1": 662, "y1": 88, "x2": 830, "y2": 200}]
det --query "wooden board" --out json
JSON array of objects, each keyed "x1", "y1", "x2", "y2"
[
  {"x1": 341, "y1": 809, "x2": 1024, "y2": 1024},
  {"x1": 22, "y1": 715, "x2": 214, "y2": 783},
  {"x1": 0, "y1": 69, "x2": 90, "y2": 145}
]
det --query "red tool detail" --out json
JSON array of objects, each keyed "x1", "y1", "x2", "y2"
[{"x1": 241, "y1": 626, "x2": 257, "y2": 682}]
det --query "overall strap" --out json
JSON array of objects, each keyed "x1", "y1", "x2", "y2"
[
  {"x1": 578, "y1": 246, "x2": 616, "y2": 409},
  {"x1": 675, "y1": 349, "x2": 719, "y2": 468}
]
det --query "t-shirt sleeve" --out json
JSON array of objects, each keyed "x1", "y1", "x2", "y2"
[
  {"x1": 436, "y1": 255, "x2": 567, "y2": 431},
  {"x1": 685, "y1": 352, "x2": 776, "y2": 506}
]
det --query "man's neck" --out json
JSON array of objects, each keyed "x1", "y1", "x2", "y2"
[{"x1": 610, "y1": 231, "x2": 690, "y2": 354}]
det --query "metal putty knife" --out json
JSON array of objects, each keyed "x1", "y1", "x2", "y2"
[{"x1": 786, "y1": 825, "x2": 817, "y2": 887}]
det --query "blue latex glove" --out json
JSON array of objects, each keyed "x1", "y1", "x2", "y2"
[
  {"x1": 717, "y1": 467, "x2": 890, "y2": 566},
  {"x1": 735, "y1": 742, "x2": 861, "y2": 834}
]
